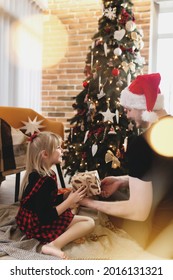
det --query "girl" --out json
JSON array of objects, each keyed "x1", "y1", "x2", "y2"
[{"x1": 16, "y1": 131, "x2": 95, "y2": 259}]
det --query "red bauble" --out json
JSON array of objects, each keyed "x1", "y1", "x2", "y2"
[
  {"x1": 105, "y1": 25, "x2": 111, "y2": 33},
  {"x1": 112, "y1": 68, "x2": 120, "y2": 76},
  {"x1": 83, "y1": 80, "x2": 89, "y2": 88}
]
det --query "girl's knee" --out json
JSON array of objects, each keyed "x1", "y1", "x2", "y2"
[{"x1": 88, "y1": 217, "x2": 95, "y2": 230}]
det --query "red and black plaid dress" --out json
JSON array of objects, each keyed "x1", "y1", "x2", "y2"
[{"x1": 16, "y1": 171, "x2": 74, "y2": 243}]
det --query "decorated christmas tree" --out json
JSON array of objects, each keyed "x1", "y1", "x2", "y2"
[{"x1": 63, "y1": 0, "x2": 145, "y2": 180}]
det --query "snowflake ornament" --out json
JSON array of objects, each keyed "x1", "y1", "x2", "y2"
[
  {"x1": 104, "y1": 7, "x2": 117, "y2": 20},
  {"x1": 20, "y1": 116, "x2": 45, "y2": 135}
]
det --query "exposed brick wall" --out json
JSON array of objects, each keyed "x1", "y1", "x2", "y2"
[{"x1": 42, "y1": 0, "x2": 151, "y2": 132}]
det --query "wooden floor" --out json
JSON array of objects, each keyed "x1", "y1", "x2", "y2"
[{"x1": 0, "y1": 175, "x2": 16, "y2": 204}]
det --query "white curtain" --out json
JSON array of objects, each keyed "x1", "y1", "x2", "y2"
[
  {"x1": 0, "y1": 0, "x2": 46, "y2": 112},
  {"x1": 151, "y1": 0, "x2": 173, "y2": 115}
]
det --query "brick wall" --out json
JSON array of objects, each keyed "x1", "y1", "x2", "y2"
[{"x1": 42, "y1": 0, "x2": 151, "y2": 132}]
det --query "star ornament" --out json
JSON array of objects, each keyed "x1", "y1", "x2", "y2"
[
  {"x1": 20, "y1": 116, "x2": 45, "y2": 135},
  {"x1": 100, "y1": 108, "x2": 116, "y2": 123}
]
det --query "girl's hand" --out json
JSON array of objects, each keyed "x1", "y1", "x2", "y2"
[{"x1": 66, "y1": 186, "x2": 87, "y2": 205}]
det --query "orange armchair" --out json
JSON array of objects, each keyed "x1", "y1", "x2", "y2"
[
  {"x1": 0, "y1": 106, "x2": 65, "y2": 202},
  {"x1": 0, "y1": 106, "x2": 64, "y2": 138}
]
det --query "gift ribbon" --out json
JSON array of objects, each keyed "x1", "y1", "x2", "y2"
[
  {"x1": 105, "y1": 150, "x2": 120, "y2": 168},
  {"x1": 121, "y1": 61, "x2": 135, "y2": 73}
]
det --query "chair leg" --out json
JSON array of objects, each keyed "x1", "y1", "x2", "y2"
[
  {"x1": 56, "y1": 164, "x2": 66, "y2": 188},
  {"x1": 15, "y1": 173, "x2": 21, "y2": 202}
]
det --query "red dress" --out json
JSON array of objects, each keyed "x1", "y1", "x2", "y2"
[{"x1": 16, "y1": 171, "x2": 74, "y2": 243}]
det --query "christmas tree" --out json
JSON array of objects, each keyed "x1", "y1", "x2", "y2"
[{"x1": 63, "y1": 0, "x2": 145, "y2": 180}]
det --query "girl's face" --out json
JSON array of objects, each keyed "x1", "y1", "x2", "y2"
[{"x1": 49, "y1": 145, "x2": 63, "y2": 165}]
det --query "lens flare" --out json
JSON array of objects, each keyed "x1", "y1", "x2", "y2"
[
  {"x1": 147, "y1": 116, "x2": 173, "y2": 157},
  {"x1": 9, "y1": 15, "x2": 68, "y2": 69},
  {"x1": 42, "y1": 16, "x2": 68, "y2": 68}
]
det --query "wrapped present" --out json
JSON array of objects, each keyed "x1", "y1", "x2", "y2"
[{"x1": 71, "y1": 170, "x2": 101, "y2": 197}]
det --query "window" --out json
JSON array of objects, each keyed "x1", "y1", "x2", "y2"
[
  {"x1": 0, "y1": 0, "x2": 46, "y2": 111},
  {"x1": 150, "y1": 0, "x2": 173, "y2": 114}
]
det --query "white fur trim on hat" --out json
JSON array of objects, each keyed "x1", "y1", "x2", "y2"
[
  {"x1": 142, "y1": 110, "x2": 158, "y2": 123},
  {"x1": 120, "y1": 87, "x2": 164, "y2": 110}
]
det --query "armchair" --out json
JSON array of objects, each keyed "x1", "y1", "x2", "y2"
[{"x1": 0, "y1": 106, "x2": 65, "y2": 202}]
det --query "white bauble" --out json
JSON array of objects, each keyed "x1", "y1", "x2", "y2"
[
  {"x1": 125, "y1": 20, "x2": 136, "y2": 32},
  {"x1": 114, "y1": 47, "x2": 122, "y2": 56}
]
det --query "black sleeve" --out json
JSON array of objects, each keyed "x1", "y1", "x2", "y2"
[{"x1": 127, "y1": 134, "x2": 153, "y2": 181}]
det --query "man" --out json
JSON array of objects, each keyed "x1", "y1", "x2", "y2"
[{"x1": 80, "y1": 73, "x2": 173, "y2": 249}]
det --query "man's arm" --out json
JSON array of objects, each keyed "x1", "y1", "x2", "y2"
[{"x1": 80, "y1": 176, "x2": 153, "y2": 221}]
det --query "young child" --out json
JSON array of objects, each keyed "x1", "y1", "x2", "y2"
[{"x1": 16, "y1": 131, "x2": 95, "y2": 259}]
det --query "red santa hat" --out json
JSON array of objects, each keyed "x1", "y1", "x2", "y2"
[{"x1": 120, "y1": 73, "x2": 164, "y2": 123}]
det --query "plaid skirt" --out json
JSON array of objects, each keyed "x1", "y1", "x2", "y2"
[{"x1": 16, "y1": 207, "x2": 74, "y2": 243}]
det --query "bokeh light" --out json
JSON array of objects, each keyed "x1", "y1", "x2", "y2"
[
  {"x1": 9, "y1": 14, "x2": 68, "y2": 69},
  {"x1": 42, "y1": 16, "x2": 68, "y2": 68},
  {"x1": 10, "y1": 15, "x2": 42, "y2": 70},
  {"x1": 147, "y1": 116, "x2": 173, "y2": 157}
]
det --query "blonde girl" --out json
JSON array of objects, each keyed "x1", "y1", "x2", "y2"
[{"x1": 16, "y1": 131, "x2": 95, "y2": 259}]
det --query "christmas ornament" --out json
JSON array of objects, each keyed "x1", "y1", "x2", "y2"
[
  {"x1": 105, "y1": 150, "x2": 120, "y2": 168},
  {"x1": 115, "y1": 109, "x2": 119, "y2": 124},
  {"x1": 131, "y1": 31, "x2": 138, "y2": 41},
  {"x1": 134, "y1": 54, "x2": 145, "y2": 66},
  {"x1": 134, "y1": 39, "x2": 144, "y2": 50},
  {"x1": 113, "y1": 47, "x2": 122, "y2": 56},
  {"x1": 104, "y1": 7, "x2": 117, "y2": 20},
  {"x1": 107, "y1": 58, "x2": 114, "y2": 67},
  {"x1": 95, "y1": 38, "x2": 103, "y2": 46},
  {"x1": 99, "y1": 75, "x2": 101, "y2": 90},
  {"x1": 125, "y1": 20, "x2": 136, "y2": 32},
  {"x1": 114, "y1": 29, "x2": 125, "y2": 41},
  {"x1": 112, "y1": 68, "x2": 120, "y2": 76},
  {"x1": 108, "y1": 126, "x2": 116, "y2": 134},
  {"x1": 103, "y1": 42, "x2": 108, "y2": 57},
  {"x1": 121, "y1": 61, "x2": 135, "y2": 73},
  {"x1": 123, "y1": 137, "x2": 128, "y2": 152},
  {"x1": 100, "y1": 108, "x2": 116, "y2": 123},
  {"x1": 70, "y1": 127, "x2": 73, "y2": 141},
  {"x1": 116, "y1": 79, "x2": 123, "y2": 87},
  {"x1": 20, "y1": 117, "x2": 44, "y2": 135},
  {"x1": 97, "y1": 87, "x2": 106, "y2": 99},
  {"x1": 92, "y1": 143, "x2": 98, "y2": 156},
  {"x1": 84, "y1": 130, "x2": 89, "y2": 143},
  {"x1": 83, "y1": 80, "x2": 89, "y2": 88},
  {"x1": 105, "y1": 25, "x2": 111, "y2": 33},
  {"x1": 91, "y1": 41, "x2": 95, "y2": 67}
]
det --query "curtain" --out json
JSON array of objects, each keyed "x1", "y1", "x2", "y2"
[{"x1": 0, "y1": 0, "x2": 46, "y2": 112}]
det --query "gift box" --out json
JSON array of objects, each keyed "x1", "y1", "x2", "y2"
[{"x1": 71, "y1": 170, "x2": 101, "y2": 197}]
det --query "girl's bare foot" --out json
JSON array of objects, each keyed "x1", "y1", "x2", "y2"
[{"x1": 41, "y1": 243, "x2": 68, "y2": 259}]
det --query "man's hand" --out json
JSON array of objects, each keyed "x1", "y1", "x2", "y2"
[{"x1": 100, "y1": 176, "x2": 128, "y2": 198}]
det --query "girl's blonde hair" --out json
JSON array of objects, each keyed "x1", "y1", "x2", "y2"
[{"x1": 19, "y1": 131, "x2": 62, "y2": 199}]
